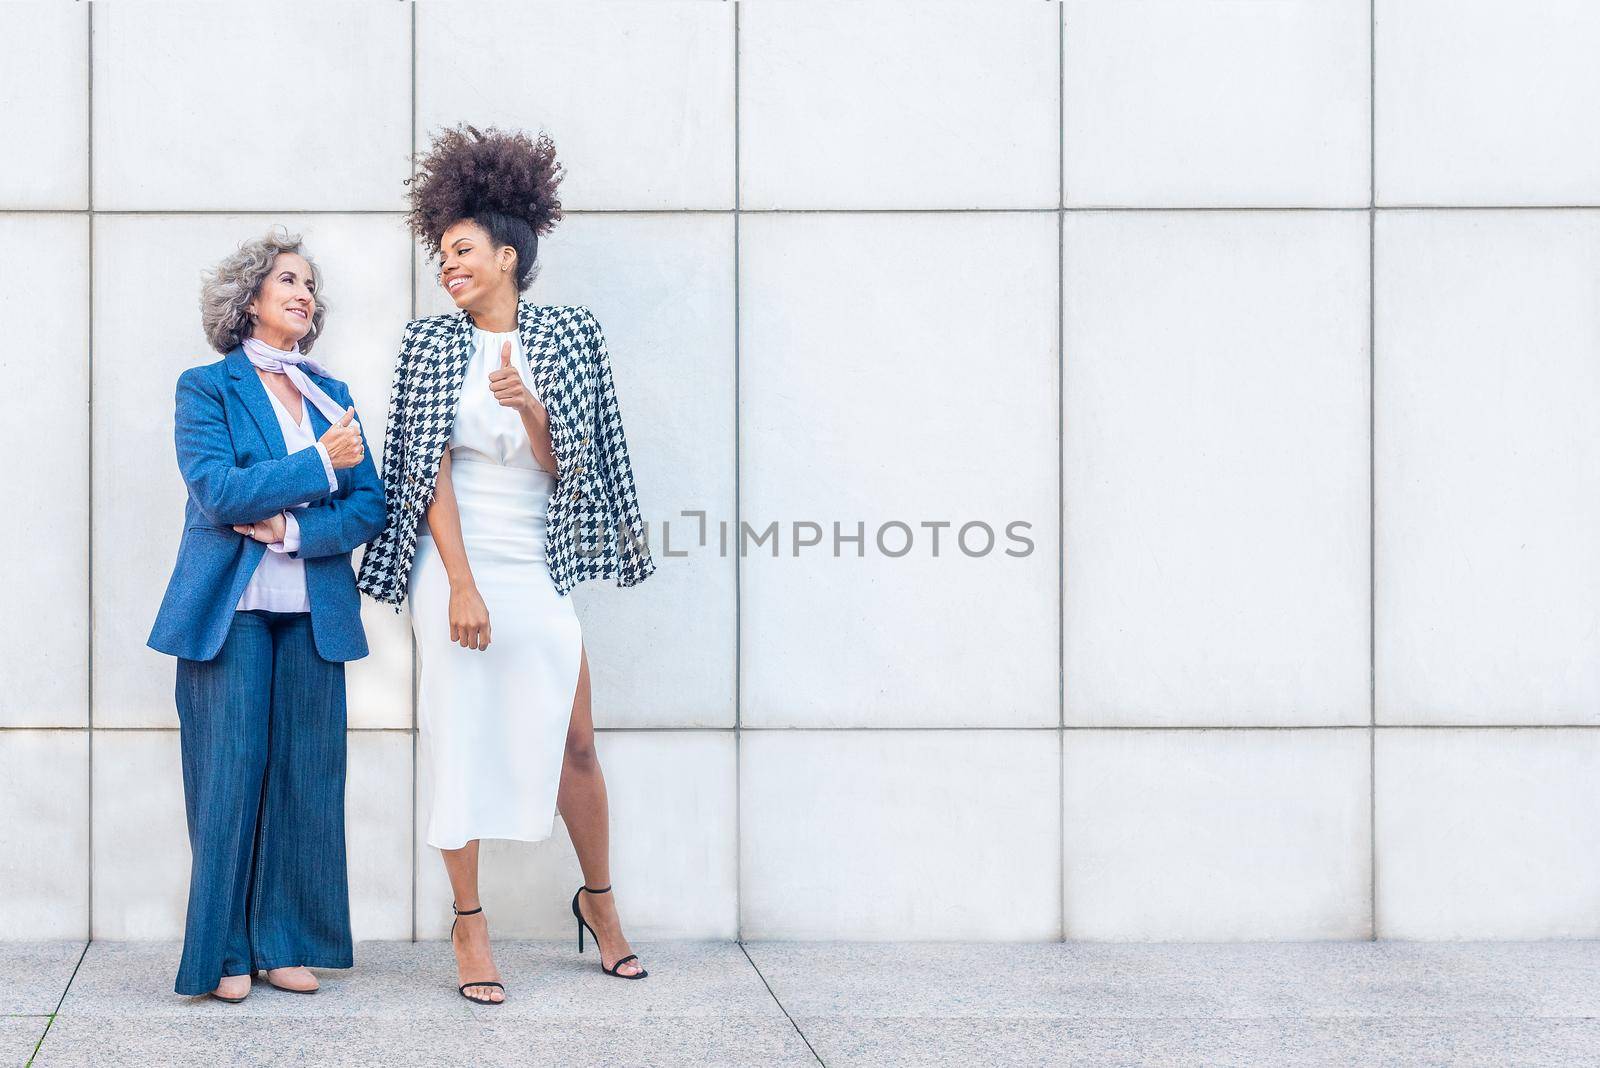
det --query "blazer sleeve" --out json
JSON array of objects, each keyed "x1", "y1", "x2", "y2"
[
  {"x1": 582, "y1": 307, "x2": 657, "y2": 587},
  {"x1": 174, "y1": 367, "x2": 335, "y2": 527},
  {"x1": 288, "y1": 379, "x2": 389, "y2": 560},
  {"x1": 375, "y1": 320, "x2": 415, "y2": 516},
  {"x1": 355, "y1": 322, "x2": 417, "y2": 605}
]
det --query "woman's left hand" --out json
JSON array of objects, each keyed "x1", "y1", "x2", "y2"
[
  {"x1": 488, "y1": 340, "x2": 548, "y2": 420},
  {"x1": 233, "y1": 512, "x2": 287, "y2": 544}
]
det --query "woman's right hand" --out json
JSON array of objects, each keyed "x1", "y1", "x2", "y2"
[
  {"x1": 449, "y1": 583, "x2": 491, "y2": 651},
  {"x1": 319, "y1": 407, "x2": 365, "y2": 470}
]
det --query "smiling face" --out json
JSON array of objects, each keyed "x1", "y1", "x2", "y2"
[
  {"x1": 246, "y1": 252, "x2": 317, "y2": 349},
  {"x1": 438, "y1": 219, "x2": 517, "y2": 310}
]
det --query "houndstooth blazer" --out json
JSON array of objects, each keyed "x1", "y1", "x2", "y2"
[{"x1": 356, "y1": 300, "x2": 656, "y2": 608}]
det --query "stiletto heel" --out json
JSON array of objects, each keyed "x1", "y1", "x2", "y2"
[
  {"x1": 570, "y1": 884, "x2": 648, "y2": 980},
  {"x1": 450, "y1": 902, "x2": 506, "y2": 1005}
]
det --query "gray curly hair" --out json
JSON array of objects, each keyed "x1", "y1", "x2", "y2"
[{"x1": 200, "y1": 225, "x2": 329, "y2": 355}]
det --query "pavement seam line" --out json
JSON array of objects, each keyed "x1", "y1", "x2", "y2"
[
  {"x1": 26, "y1": 1015, "x2": 53, "y2": 1068},
  {"x1": 52, "y1": 942, "x2": 90, "y2": 1016},
  {"x1": 737, "y1": 941, "x2": 827, "y2": 1067},
  {"x1": 29, "y1": 941, "x2": 89, "y2": 1066}
]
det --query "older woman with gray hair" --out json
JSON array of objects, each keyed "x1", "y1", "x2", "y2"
[{"x1": 147, "y1": 226, "x2": 386, "y2": 1003}]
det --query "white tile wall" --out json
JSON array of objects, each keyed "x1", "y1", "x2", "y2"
[
  {"x1": 740, "y1": 1, "x2": 1059, "y2": 209},
  {"x1": 0, "y1": 215, "x2": 89, "y2": 728},
  {"x1": 0, "y1": 5, "x2": 87, "y2": 209},
  {"x1": 1063, "y1": 211, "x2": 1370, "y2": 727},
  {"x1": 1376, "y1": 728, "x2": 1600, "y2": 939},
  {"x1": 346, "y1": 600, "x2": 415, "y2": 732},
  {"x1": 91, "y1": 3, "x2": 411, "y2": 211},
  {"x1": 740, "y1": 212, "x2": 1059, "y2": 728},
  {"x1": 92, "y1": 213, "x2": 413, "y2": 729},
  {"x1": 347, "y1": 732, "x2": 413, "y2": 941},
  {"x1": 590, "y1": 730, "x2": 737, "y2": 939},
  {"x1": 416, "y1": 2, "x2": 735, "y2": 211},
  {"x1": 416, "y1": 730, "x2": 736, "y2": 938},
  {"x1": 740, "y1": 730, "x2": 1060, "y2": 940},
  {"x1": 1376, "y1": 0, "x2": 1600, "y2": 205},
  {"x1": 3, "y1": 1, "x2": 1597, "y2": 946},
  {"x1": 91, "y1": 731, "x2": 188, "y2": 939},
  {"x1": 1376, "y1": 210, "x2": 1600, "y2": 726},
  {"x1": 1063, "y1": 0, "x2": 1370, "y2": 207},
  {"x1": 1062, "y1": 729, "x2": 1371, "y2": 941},
  {"x1": 0, "y1": 732, "x2": 88, "y2": 939}
]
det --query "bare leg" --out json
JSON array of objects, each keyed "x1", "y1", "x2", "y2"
[
  {"x1": 441, "y1": 840, "x2": 504, "y2": 1001},
  {"x1": 556, "y1": 644, "x2": 644, "y2": 976}
]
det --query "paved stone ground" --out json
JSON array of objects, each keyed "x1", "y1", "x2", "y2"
[{"x1": 5, "y1": 940, "x2": 1599, "y2": 1066}]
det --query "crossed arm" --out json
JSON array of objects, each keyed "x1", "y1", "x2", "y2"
[
  {"x1": 287, "y1": 407, "x2": 386, "y2": 560},
  {"x1": 174, "y1": 368, "x2": 386, "y2": 559}
]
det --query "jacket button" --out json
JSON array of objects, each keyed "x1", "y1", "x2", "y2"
[
  {"x1": 575, "y1": 465, "x2": 585, "y2": 475},
  {"x1": 582, "y1": 435, "x2": 591, "y2": 446}
]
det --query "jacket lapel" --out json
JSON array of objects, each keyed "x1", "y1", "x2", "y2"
[
  {"x1": 434, "y1": 311, "x2": 474, "y2": 411},
  {"x1": 411, "y1": 311, "x2": 475, "y2": 476},
  {"x1": 517, "y1": 299, "x2": 558, "y2": 395},
  {"x1": 305, "y1": 384, "x2": 333, "y2": 441},
  {"x1": 421, "y1": 309, "x2": 473, "y2": 372},
  {"x1": 304, "y1": 391, "x2": 332, "y2": 435},
  {"x1": 303, "y1": 392, "x2": 340, "y2": 492},
  {"x1": 225, "y1": 346, "x2": 288, "y2": 459},
  {"x1": 517, "y1": 300, "x2": 567, "y2": 442}
]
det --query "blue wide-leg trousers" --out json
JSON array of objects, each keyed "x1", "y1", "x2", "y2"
[{"x1": 172, "y1": 609, "x2": 352, "y2": 996}]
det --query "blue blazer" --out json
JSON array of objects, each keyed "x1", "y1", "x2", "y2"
[{"x1": 147, "y1": 346, "x2": 387, "y2": 663}]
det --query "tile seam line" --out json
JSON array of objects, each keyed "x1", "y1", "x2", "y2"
[
  {"x1": 12, "y1": 205, "x2": 1600, "y2": 216},
  {"x1": 733, "y1": 0, "x2": 744, "y2": 945},
  {"x1": 22, "y1": 723, "x2": 1600, "y2": 732},
  {"x1": 77, "y1": 206, "x2": 1347, "y2": 215},
  {"x1": 49, "y1": 942, "x2": 90, "y2": 1017},
  {"x1": 408, "y1": 0, "x2": 418, "y2": 947},
  {"x1": 1369, "y1": 0, "x2": 1379, "y2": 943},
  {"x1": 737, "y1": 941, "x2": 827, "y2": 1067},
  {"x1": 1057, "y1": 0, "x2": 1067, "y2": 947},
  {"x1": 85, "y1": 0, "x2": 95, "y2": 944}
]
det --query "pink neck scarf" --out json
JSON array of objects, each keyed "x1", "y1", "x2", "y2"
[{"x1": 241, "y1": 335, "x2": 346, "y2": 425}]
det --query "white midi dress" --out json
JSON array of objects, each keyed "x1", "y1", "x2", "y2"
[{"x1": 408, "y1": 325, "x2": 584, "y2": 851}]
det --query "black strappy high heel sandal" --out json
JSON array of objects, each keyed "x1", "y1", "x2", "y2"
[
  {"x1": 450, "y1": 902, "x2": 506, "y2": 1005},
  {"x1": 570, "y1": 884, "x2": 648, "y2": 979}
]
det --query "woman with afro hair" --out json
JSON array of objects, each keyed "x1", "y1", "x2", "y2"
[{"x1": 357, "y1": 124, "x2": 657, "y2": 1001}]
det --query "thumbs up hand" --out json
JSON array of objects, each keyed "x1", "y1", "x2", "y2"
[
  {"x1": 319, "y1": 405, "x2": 364, "y2": 469},
  {"x1": 488, "y1": 338, "x2": 544, "y2": 418}
]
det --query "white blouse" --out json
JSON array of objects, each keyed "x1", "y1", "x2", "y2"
[
  {"x1": 236, "y1": 388, "x2": 338, "y2": 613},
  {"x1": 447, "y1": 326, "x2": 549, "y2": 471}
]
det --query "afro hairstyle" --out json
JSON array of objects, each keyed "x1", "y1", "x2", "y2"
[{"x1": 405, "y1": 123, "x2": 566, "y2": 292}]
